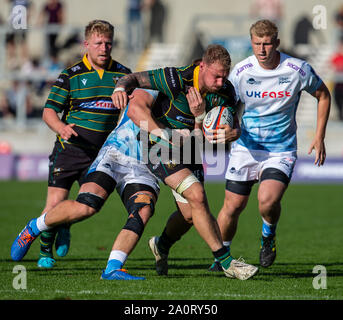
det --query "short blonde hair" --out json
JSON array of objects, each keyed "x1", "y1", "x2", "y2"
[
  {"x1": 202, "y1": 44, "x2": 231, "y2": 71},
  {"x1": 250, "y1": 19, "x2": 278, "y2": 40},
  {"x1": 85, "y1": 20, "x2": 114, "y2": 40}
]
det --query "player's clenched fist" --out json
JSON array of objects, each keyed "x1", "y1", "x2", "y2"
[{"x1": 112, "y1": 88, "x2": 133, "y2": 109}]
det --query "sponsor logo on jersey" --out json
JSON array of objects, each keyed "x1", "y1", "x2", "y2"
[
  {"x1": 80, "y1": 100, "x2": 116, "y2": 110},
  {"x1": 81, "y1": 78, "x2": 87, "y2": 86},
  {"x1": 71, "y1": 65, "x2": 81, "y2": 72},
  {"x1": 279, "y1": 76, "x2": 291, "y2": 84},
  {"x1": 236, "y1": 63, "x2": 253, "y2": 76},
  {"x1": 246, "y1": 91, "x2": 292, "y2": 98},
  {"x1": 287, "y1": 62, "x2": 306, "y2": 77},
  {"x1": 246, "y1": 78, "x2": 262, "y2": 85},
  {"x1": 176, "y1": 115, "x2": 194, "y2": 124},
  {"x1": 167, "y1": 67, "x2": 177, "y2": 88}
]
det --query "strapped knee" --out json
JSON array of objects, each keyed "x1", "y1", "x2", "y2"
[
  {"x1": 123, "y1": 192, "x2": 155, "y2": 238},
  {"x1": 75, "y1": 192, "x2": 105, "y2": 212},
  {"x1": 175, "y1": 174, "x2": 199, "y2": 195}
]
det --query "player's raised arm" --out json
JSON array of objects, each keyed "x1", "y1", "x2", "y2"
[
  {"x1": 112, "y1": 71, "x2": 152, "y2": 109},
  {"x1": 308, "y1": 82, "x2": 331, "y2": 166}
]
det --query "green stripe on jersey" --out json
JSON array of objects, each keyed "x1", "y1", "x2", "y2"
[{"x1": 67, "y1": 114, "x2": 118, "y2": 132}]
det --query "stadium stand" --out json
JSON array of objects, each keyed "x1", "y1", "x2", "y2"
[{"x1": 0, "y1": 0, "x2": 342, "y2": 182}]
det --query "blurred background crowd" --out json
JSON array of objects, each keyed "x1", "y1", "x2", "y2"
[{"x1": 0, "y1": 0, "x2": 343, "y2": 158}]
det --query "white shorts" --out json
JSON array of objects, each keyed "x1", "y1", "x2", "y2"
[
  {"x1": 225, "y1": 143, "x2": 297, "y2": 182},
  {"x1": 89, "y1": 146, "x2": 160, "y2": 197}
]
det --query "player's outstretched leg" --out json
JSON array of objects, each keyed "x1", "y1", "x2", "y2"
[
  {"x1": 11, "y1": 218, "x2": 42, "y2": 261},
  {"x1": 55, "y1": 224, "x2": 71, "y2": 257}
]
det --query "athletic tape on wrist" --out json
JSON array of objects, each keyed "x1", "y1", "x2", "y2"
[
  {"x1": 195, "y1": 111, "x2": 206, "y2": 124},
  {"x1": 113, "y1": 87, "x2": 125, "y2": 93}
]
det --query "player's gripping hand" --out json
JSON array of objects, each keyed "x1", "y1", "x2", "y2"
[
  {"x1": 207, "y1": 124, "x2": 240, "y2": 144},
  {"x1": 58, "y1": 123, "x2": 78, "y2": 141},
  {"x1": 111, "y1": 88, "x2": 134, "y2": 110},
  {"x1": 186, "y1": 86, "x2": 206, "y2": 117}
]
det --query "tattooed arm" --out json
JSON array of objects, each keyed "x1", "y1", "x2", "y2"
[{"x1": 112, "y1": 71, "x2": 152, "y2": 109}]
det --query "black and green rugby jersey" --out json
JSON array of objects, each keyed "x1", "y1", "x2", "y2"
[
  {"x1": 148, "y1": 63, "x2": 237, "y2": 129},
  {"x1": 45, "y1": 54, "x2": 131, "y2": 148}
]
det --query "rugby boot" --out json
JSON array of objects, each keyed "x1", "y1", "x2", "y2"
[
  {"x1": 222, "y1": 257, "x2": 259, "y2": 280},
  {"x1": 148, "y1": 236, "x2": 168, "y2": 275},
  {"x1": 11, "y1": 219, "x2": 39, "y2": 261},
  {"x1": 37, "y1": 257, "x2": 56, "y2": 268},
  {"x1": 260, "y1": 235, "x2": 276, "y2": 267},
  {"x1": 101, "y1": 269, "x2": 145, "y2": 280}
]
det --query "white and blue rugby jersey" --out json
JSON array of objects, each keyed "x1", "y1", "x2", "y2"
[
  {"x1": 100, "y1": 89, "x2": 158, "y2": 160},
  {"x1": 229, "y1": 52, "x2": 323, "y2": 152}
]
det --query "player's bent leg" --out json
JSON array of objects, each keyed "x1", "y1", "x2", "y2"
[
  {"x1": 258, "y1": 169, "x2": 289, "y2": 267},
  {"x1": 103, "y1": 187, "x2": 157, "y2": 280}
]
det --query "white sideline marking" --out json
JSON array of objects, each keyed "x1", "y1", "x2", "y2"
[{"x1": 0, "y1": 289, "x2": 333, "y2": 300}]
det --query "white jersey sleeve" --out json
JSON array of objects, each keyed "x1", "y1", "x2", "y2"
[{"x1": 298, "y1": 61, "x2": 323, "y2": 94}]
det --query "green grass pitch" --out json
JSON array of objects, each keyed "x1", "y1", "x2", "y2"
[{"x1": 0, "y1": 181, "x2": 342, "y2": 300}]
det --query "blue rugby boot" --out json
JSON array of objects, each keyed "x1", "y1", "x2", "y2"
[
  {"x1": 37, "y1": 257, "x2": 56, "y2": 268},
  {"x1": 55, "y1": 225, "x2": 71, "y2": 257},
  {"x1": 11, "y1": 219, "x2": 39, "y2": 261},
  {"x1": 101, "y1": 269, "x2": 145, "y2": 280}
]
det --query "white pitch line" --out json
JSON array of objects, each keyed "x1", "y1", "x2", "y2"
[{"x1": 0, "y1": 289, "x2": 335, "y2": 300}]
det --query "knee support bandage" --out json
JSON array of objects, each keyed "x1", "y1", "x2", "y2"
[{"x1": 123, "y1": 193, "x2": 155, "y2": 237}]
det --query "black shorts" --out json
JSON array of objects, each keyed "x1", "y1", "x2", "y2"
[
  {"x1": 225, "y1": 168, "x2": 290, "y2": 196},
  {"x1": 48, "y1": 140, "x2": 99, "y2": 190}
]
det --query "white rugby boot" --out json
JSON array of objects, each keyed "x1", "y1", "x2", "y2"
[
  {"x1": 148, "y1": 236, "x2": 168, "y2": 276},
  {"x1": 222, "y1": 257, "x2": 258, "y2": 280}
]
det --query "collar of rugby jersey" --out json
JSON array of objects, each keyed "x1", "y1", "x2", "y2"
[
  {"x1": 82, "y1": 54, "x2": 113, "y2": 79},
  {"x1": 193, "y1": 65, "x2": 206, "y2": 98}
]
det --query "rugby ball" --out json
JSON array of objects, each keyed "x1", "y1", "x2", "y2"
[{"x1": 202, "y1": 106, "x2": 234, "y2": 137}]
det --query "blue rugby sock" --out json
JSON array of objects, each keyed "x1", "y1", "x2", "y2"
[
  {"x1": 262, "y1": 218, "x2": 277, "y2": 237},
  {"x1": 105, "y1": 259, "x2": 123, "y2": 273},
  {"x1": 29, "y1": 219, "x2": 41, "y2": 237}
]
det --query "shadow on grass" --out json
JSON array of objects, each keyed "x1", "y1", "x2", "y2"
[{"x1": 2, "y1": 257, "x2": 342, "y2": 279}]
